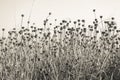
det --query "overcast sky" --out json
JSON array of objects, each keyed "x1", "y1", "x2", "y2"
[{"x1": 0, "y1": 0, "x2": 120, "y2": 36}]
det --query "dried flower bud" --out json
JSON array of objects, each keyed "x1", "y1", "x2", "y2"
[
  {"x1": 74, "y1": 21, "x2": 77, "y2": 24},
  {"x1": 111, "y1": 17, "x2": 115, "y2": 20},
  {"x1": 49, "y1": 12, "x2": 51, "y2": 15},
  {"x1": 100, "y1": 16, "x2": 103, "y2": 18},
  {"x1": 82, "y1": 19, "x2": 85, "y2": 23},
  {"x1": 21, "y1": 14, "x2": 24, "y2": 17},
  {"x1": 93, "y1": 9, "x2": 96, "y2": 12},
  {"x1": 2, "y1": 28, "x2": 5, "y2": 31}
]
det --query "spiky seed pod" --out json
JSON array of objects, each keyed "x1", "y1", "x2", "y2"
[
  {"x1": 96, "y1": 30, "x2": 99, "y2": 33},
  {"x1": 77, "y1": 19, "x2": 80, "y2": 22},
  {"x1": 60, "y1": 27, "x2": 63, "y2": 30},
  {"x1": 38, "y1": 58, "x2": 40, "y2": 61},
  {"x1": 93, "y1": 9, "x2": 96, "y2": 12},
  {"x1": 82, "y1": 19, "x2": 85, "y2": 23},
  {"x1": 21, "y1": 26, "x2": 25, "y2": 29},
  {"x1": 116, "y1": 41, "x2": 119, "y2": 44},
  {"x1": 62, "y1": 20, "x2": 66, "y2": 23},
  {"x1": 95, "y1": 19, "x2": 98, "y2": 22},
  {"x1": 116, "y1": 30, "x2": 120, "y2": 33},
  {"x1": 8, "y1": 31, "x2": 12, "y2": 35},
  {"x1": 74, "y1": 21, "x2": 77, "y2": 24},
  {"x1": 21, "y1": 14, "x2": 24, "y2": 17},
  {"x1": 109, "y1": 29, "x2": 112, "y2": 32},
  {"x1": 30, "y1": 26, "x2": 33, "y2": 28},
  {"x1": 82, "y1": 24, "x2": 85, "y2": 27},
  {"x1": 60, "y1": 23, "x2": 62, "y2": 25},
  {"x1": 94, "y1": 26, "x2": 97, "y2": 29},
  {"x1": 114, "y1": 26, "x2": 117, "y2": 29},
  {"x1": 2, "y1": 28, "x2": 5, "y2": 31},
  {"x1": 89, "y1": 29, "x2": 93, "y2": 31},
  {"x1": 111, "y1": 17, "x2": 115, "y2": 20},
  {"x1": 27, "y1": 21, "x2": 30, "y2": 24},
  {"x1": 78, "y1": 23, "x2": 81, "y2": 26},
  {"x1": 101, "y1": 31, "x2": 105, "y2": 34},
  {"x1": 100, "y1": 16, "x2": 103, "y2": 18},
  {"x1": 49, "y1": 12, "x2": 51, "y2": 15},
  {"x1": 49, "y1": 23, "x2": 52, "y2": 25},
  {"x1": 83, "y1": 28, "x2": 86, "y2": 32}
]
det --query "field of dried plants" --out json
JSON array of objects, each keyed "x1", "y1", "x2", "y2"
[{"x1": 0, "y1": 10, "x2": 120, "y2": 80}]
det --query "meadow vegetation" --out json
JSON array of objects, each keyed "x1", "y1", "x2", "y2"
[{"x1": 0, "y1": 10, "x2": 120, "y2": 80}]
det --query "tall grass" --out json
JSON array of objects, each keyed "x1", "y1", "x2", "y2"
[{"x1": 0, "y1": 10, "x2": 120, "y2": 80}]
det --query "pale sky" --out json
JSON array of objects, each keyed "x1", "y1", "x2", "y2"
[{"x1": 0, "y1": 0, "x2": 120, "y2": 36}]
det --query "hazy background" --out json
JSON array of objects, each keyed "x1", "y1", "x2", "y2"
[{"x1": 0, "y1": 0, "x2": 120, "y2": 36}]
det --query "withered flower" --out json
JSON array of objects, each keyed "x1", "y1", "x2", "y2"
[
  {"x1": 81, "y1": 19, "x2": 85, "y2": 23},
  {"x1": 2, "y1": 28, "x2": 5, "y2": 31},
  {"x1": 111, "y1": 17, "x2": 115, "y2": 20},
  {"x1": 100, "y1": 16, "x2": 103, "y2": 18},
  {"x1": 77, "y1": 19, "x2": 80, "y2": 22},
  {"x1": 114, "y1": 26, "x2": 117, "y2": 29},
  {"x1": 49, "y1": 12, "x2": 52, "y2": 15},
  {"x1": 73, "y1": 21, "x2": 77, "y2": 24},
  {"x1": 21, "y1": 14, "x2": 24, "y2": 17},
  {"x1": 96, "y1": 30, "x2": 99, "y2": 33},
  {"x1": 93, "y1": 9, "x2": 96, "y2": 12}
]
